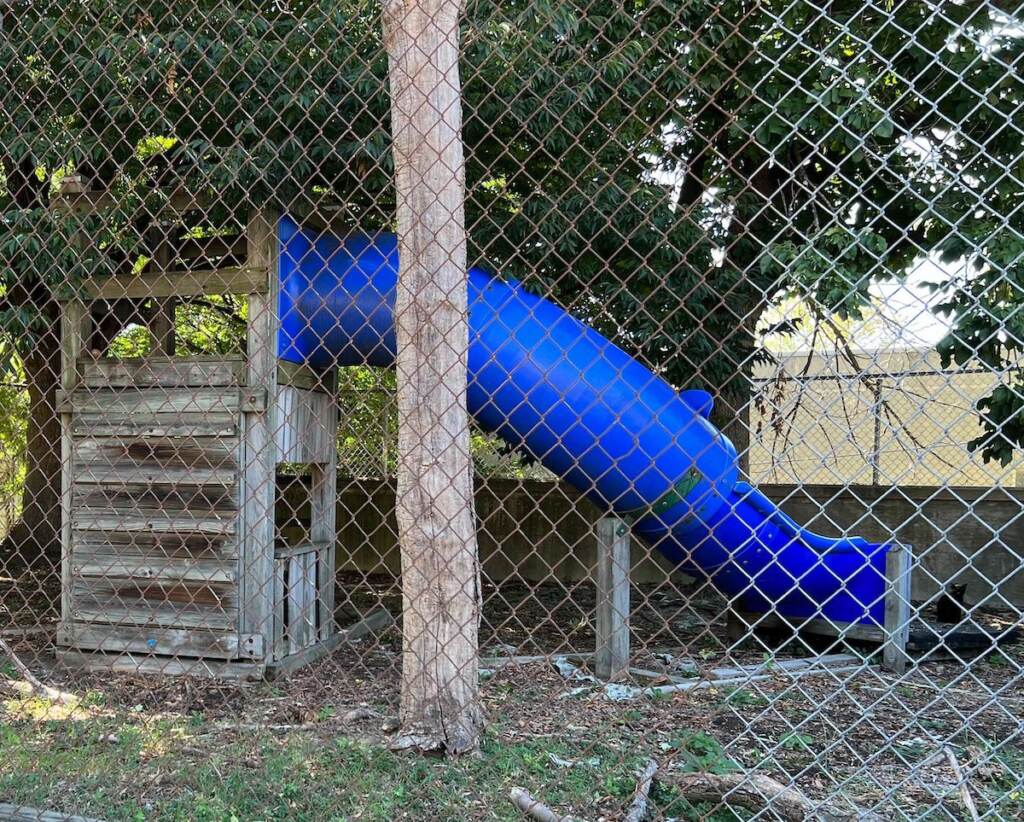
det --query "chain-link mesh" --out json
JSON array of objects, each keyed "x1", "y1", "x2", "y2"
[{"x1": 2, "y1": 0, "x2": 1023, "y2": 819}]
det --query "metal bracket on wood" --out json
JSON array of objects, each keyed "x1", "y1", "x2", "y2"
[
  {"x1": 239, "y1": 388, "x2": 268, "y2": 413},
  {"x1": 238, "y1": 633, "x2": 265, "y2": 660}
]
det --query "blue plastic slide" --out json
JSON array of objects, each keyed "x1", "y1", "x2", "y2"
[{"x1": 276, "y1": 215, "x2": 891, "y2": 626}]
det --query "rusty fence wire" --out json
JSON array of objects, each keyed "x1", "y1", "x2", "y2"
[{"x1": 1, "y1": 1, "x2": 1024, "y2": 820}]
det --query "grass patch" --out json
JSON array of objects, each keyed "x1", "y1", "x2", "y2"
[
  {"x1": 0, "y1": 706, "x2": 757, "y2": 821},
  {"x1": 0, "y1": 710, "x2": 661, "y2": 821}
]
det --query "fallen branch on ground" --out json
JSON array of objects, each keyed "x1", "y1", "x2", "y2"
[
  {"x1": 662, "y1": 771, "x2": 883, "y2": 821},
  {"x1": 942, "y1": 746, "x2": 980, "y2": 822},
  {"x1": 623, "y1": 759, "x2": 658, "y2": 822},
  {"x1": 664, "y1": 772, "x2": 814, "y2": 820},
  {"x1": 0, "y1": 637, "x2": 76, "y2": 704},
  {"x1": 508, "y1": 787, "x2": 585, "y2": 822}
]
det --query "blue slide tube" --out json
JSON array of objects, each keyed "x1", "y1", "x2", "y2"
[{"x1": 277, "y1": 215, "x2": 890, "y2": 626}]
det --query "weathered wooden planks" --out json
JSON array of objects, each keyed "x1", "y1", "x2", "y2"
[
  {"x1": 61, "y1": 380, "x2": 246, "y2": 649},
  {"x1": 277, "y1": 360, "x2": 336, "y2": 392},
  {"x1": 60, "y1": 299, "x2": 89, "y2": 643},
  {"x1": 883, "y1": 543, "x2": 913, "y2": 674},
  {"x1": 595, "y1": 517, "x2": 631, "y2": 682},
  {"x1": 70, "y1": 414, "x2": 238, "y2": 438},
  {"x1": 80, "y1": 357, "x2": 245, "y2": 388},
  {"x1": 71, "y1": 575, "x2": 237, "y2": 631},
  {"x1": 54, "y1": 177, "x2": 210, "y2": 215},
  {"x1": 71, "y1": 530, "x2": 237, "y2": 560},
  {"x1": 288, "y1": 552, "x2": 317, "y2": 654},
  {"x1": 71, "y1": 511, "x2": 238, "y2": 535},
  {"x1": 63, "y1": 387, "x2": 243, "y2": 438},
  {"x1": 271, "y1": 544, "x2": 323, "y2": 660},
  {"x1": 274, "y1": 386, "x2": 336, "y2": 464},
  {"x1": 73, "y1": 477, "x2": 237, "y2": 509},
  {"x1": 72, "y1": 436, "x2": 238, "y2": 487},
  {"x1": 72, "y1": 556, "x2": 236, "y2": 584},
  {"x1": 239, "y1": 209, "x2": 279, "y2": 650},
  {"x1": 61, "y1": 623, "x2": 260, "y2": 660},
  {"x1": 55, "y1": 649, "x2": 265, "y2": 682},
  {"x1": 75, "y1": 266, "x2": 266, "y2": 300},
  {"x1": 59, "y1": 387, "x2": 243, "y2": 415},
  {"x1": 309, "y1": 463, "x2": 338, "y2": 643},
  {"x1": 56, "y1": 207, "x2": 341, "y2": 680}
]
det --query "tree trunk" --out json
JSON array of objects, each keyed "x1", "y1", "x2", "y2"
[
  {"x1": 382, "y1": 0, "x2": 483, "y2": 754},
  {"x1": 0, "y1": 311, "x2": 62, "y2": 577},
  {"x1": 712, "y1": 390, "x2": 751, "y2": 474}
]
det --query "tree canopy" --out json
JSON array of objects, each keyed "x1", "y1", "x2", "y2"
[{"x1": 2, "y1": 0, "x2": 1023, "y2": 479}]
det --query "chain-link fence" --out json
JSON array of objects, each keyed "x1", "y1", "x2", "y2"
[
  {"x1": 2, "y1": 0, "x2": 1023, "y2": 819},
  {"x1": 749, "y1": 350, "x2": 1023, "y2": 487}
]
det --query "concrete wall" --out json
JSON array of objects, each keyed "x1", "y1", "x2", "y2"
[
  {"x1": 278, "y1": 477, "x2": 677, "y2": 584},
  {"x1": 277, "y1": 478, "x2": 1024, "y2": 608},
  {"x1": 762, "y1": 484, "x2": 1024, "y2": 607}
]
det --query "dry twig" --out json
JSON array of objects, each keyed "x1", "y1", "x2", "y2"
[
  {"x1": 921, "y1": 746, "x2": 981, "y2": 821},
  {"x1": 942, "y1": 746, "x2": 981, "y2": 822},
  {"x1": 0, "y1": 637, "x2": 76, "y2": 704}
]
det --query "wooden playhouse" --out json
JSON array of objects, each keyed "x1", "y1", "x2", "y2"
[{"x1": 54, "y1": 178, "x2": 341, "y2": 680}]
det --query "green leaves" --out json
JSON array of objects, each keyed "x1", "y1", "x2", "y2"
[{"x1": 1, "y1": 0, "x2": 1022, "y2": 460}]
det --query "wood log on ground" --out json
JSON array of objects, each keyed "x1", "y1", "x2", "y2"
[
  {"x1": 661, "y1": 771, "x2": 886, "y2": 821},
  {"x1": 508, "y1": 787, "x2": 584, "y2": 822},
  {"x1": 623, "y1": 759, "x2": 658, "y2": 822}
]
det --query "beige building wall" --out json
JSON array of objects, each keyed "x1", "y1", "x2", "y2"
[{"x1": 748, "y1": 349, "x2": 1022, "y2": 487}]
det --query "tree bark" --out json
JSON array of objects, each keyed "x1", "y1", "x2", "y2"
[
  {"x1": 382, "y1": 0, "x2": 483, "y2": 754},
  {"x1": 0, "y1": 310, "x2": 62, "y2": 576},
  {"x1": 665, "y1": 772, "x2": 817, "y2": 820},
  {"x1": 712, "y1": 385, "x2": 751, "y2": 474}
]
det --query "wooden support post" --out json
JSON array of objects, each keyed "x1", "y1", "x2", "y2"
[
  {"x1": 883, "y1": 542, "x2": 912, "y2": 675},
  {"x1": 310, "y1": 438, "x2": 338, "y2": 641},
  {"x1": 59, "y1": 300, "x2": 89, "y2": 642},
  {"x1": 595, "y1": 516, "x2": 630, "y2": 681},
  {"x1": 726, "y1": 609, "x2": 747, "y2": 643},
  {"x1": 150, "y1": 300, "x2": 176, "y2": 355},
  {"x1": 239, "y1": 209, "x2": 279, "y2": 653}
]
